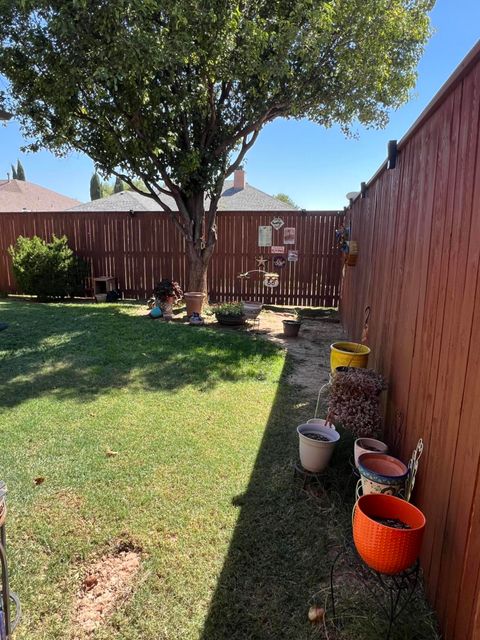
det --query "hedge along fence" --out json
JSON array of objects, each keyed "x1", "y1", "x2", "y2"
[{"x1": 0, "y1": 209, "x2": 344, "y2": 306}]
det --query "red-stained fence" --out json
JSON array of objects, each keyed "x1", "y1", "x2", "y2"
[
  {"x1": 341, "y1": 42, "x2": 480, "y2": 639},
  {"x1": 0, "y1": 210, "x2": 343, "y2": 307}
]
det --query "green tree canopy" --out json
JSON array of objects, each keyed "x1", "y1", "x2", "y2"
[
  {"x1": 0, "y1": 0, "x2": 432, "y2": 291},
  {"x1": 89, "y1": 173, "x2": 102, "y2": 201},
  {"x1": 16, "y1": 159, "x2": 26, "y2": 181},
  {"x1": 273, "y1": 193, "x2": 298, "y2": 208},
  {"x1": 113, "y1": 177, "x2": 125, "y2": 193}
]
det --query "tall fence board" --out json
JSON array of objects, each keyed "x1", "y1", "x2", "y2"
[
  {"x1": 341, "y1": 43, "x2": 480, "y2": 639},
  {"x1": 0, "y1": 210, "x2": 343, "y2": 307}
]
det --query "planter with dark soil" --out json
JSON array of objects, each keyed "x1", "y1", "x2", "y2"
[
  {"x1": 297, "y1": 420, "x2": 340, "y2": 473},
  {"x1": 216, "y1": 313, "x2": 247, "y2": 326},
  {"x1": 283, "y1": 319, "x2": 301, "y2": 337}
]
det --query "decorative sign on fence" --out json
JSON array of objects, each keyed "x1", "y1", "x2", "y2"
[
  {"x1": 270, "y1": 217, "x2": 284, "y2": 230},
  {"x1": 258, "y1": 226, "x2": 272, "y2": 247},
  {"x1": 288, "y1": 250, "x2": 299, "y2": 262},
  {"x1": 271, "y1": 246, "x2": 285, "y2": 254},
  {"x1": 273, "y1": 256, "x2": 286, "y2": 268},
  {"x1": 255, "y1": 256, "x2": 268, "y2": 269},
  {"x1": 264, "y1": 273, "x2": 280, "y2": 288},
  {"x1": 283, "y1": 227, "x2": 296, "y2": 244}
]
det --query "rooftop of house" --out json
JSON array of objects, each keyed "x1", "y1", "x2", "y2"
[
  {"x1": 68, "y1": 170, "x2": 299, "y2": 213},
  {"x1": 0, "y1": 179, "x2": 81, "y2": 212}
]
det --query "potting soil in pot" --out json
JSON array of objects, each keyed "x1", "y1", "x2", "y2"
[
  {"x1": 303, "y1": 432, "x2": 330, "y2": 442},
  {"x1": 371, "y1": 516, "x2": 411, "y2": 530}
]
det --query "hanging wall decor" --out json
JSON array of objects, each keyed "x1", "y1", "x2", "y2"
[
  {"x1": 255, "y1": 256, "x2": 268, "y2": 269},
  {"x1": 288, "y1": 250, "x2": 299, "y2": 262},
  {"x1": 264, "y1": 272, "x2": 280, "y2": 288},
  {"x1": 283, "y1": 227, "x2": 296, "y2": 244},
  {"x1": 270, "y1": 217, "x2": 285, "y2": 231},
  {"x1": 271, "y1": 245, "x2": 285, "y2": 254},
  {"x1": 273, "y1": 256, "x2": 286, "y2": 268},
  {"x1": 258, "y1": 226, "x2": 272, "y2": 247}
]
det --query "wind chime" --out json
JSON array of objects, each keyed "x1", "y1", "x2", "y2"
[{"x1": 237, "y1": 256, "x2": 280, "y2": 289}]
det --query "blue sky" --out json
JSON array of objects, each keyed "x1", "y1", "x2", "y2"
[{"x1": 0, "y1": 1, "x2": 479, "y2": 208}]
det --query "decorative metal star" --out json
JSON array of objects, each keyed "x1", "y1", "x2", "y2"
[{"x1": 255, "y1": 256, "x2": 268, "y2": 269}]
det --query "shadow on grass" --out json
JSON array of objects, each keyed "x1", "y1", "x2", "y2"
[
  {"x1": 0, "y1": 301, "x2": 280, "y2": 408},
  {"x1": 200, "y1": 356, "x2": 440, "y2": 640}
]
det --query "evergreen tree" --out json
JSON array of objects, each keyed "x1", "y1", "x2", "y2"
[
  {"x1": 90, "y1": 173, "x2": 102, "y2": 200},
  {"x1": 11, "y1": 164, "x2": 17, "y2": 180},
  {"x1": 16, "y1": 159, "x2": 26, "y2": 181},
  {"x1": 113, "y1": 177, "x2": 124, "y2": 193}
]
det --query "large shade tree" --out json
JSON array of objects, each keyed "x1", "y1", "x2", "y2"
[{"x1": 0, "y1": 0, "x2": 432, "y2": 292}]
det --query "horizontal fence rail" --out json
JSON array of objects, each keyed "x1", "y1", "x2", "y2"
[{"x1": 0, "y1": 210, "x2": 343, "y2": 307}]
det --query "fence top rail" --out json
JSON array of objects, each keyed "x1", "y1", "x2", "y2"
[
  {"x1": 0, "y1": 209, "x2": 343, "y2": 217},
  {"x1": 348, "y1": 39, "x2": 480, "y2": 206}
]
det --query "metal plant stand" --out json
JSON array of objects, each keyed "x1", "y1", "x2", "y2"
[
  {"x1": 329, "y1": 540, "x2": 419, "y2": 640},
  {"x1": 0, "y1": 485, "x2": 20, "y2": 638}
]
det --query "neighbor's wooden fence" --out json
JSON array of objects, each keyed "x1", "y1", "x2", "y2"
[
  {"x1": 341, "y1": 42, "x2": 480, "y2": 639},
  {"x1": 0, "y1": 210, "x2": 343, "y2": 306}
]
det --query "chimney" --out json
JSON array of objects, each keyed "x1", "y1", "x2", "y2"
[{"x1": 233, "y1": 167, "x2": 245, "y2": 190}]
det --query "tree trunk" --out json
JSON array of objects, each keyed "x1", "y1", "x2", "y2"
[{"x1": 185, "y1": 241, "x2": 210, "y2": 295}]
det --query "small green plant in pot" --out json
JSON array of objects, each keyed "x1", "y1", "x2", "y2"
[{"x1": 214, "y1": 302, "x2": 246, "y2": 326}]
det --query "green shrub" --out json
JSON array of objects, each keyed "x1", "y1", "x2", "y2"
[
  {"x1": 9, "y1": 235, "x2": 89, "y2": 300},
  {"x1": 214, "y1": 302, "x2": 245, "y2": 317}
]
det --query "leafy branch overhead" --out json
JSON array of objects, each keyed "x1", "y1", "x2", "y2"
[{"x1": 0, "y1": 0, "x2": 433, "y2": 290}]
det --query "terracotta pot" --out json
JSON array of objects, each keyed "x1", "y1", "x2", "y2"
[
  {"x1": 358, "y1": 453, "x2": 408, "y2": 496},
  {"x1": 354, "y1": 438, "x2": 389, "y2": 467},
  {"x1": 297, "y1": 421, "x2": 340, "y2": 473},
  {"x1": 353, "y1": 494, "x2": 426, "y2": 574},
  {"x1": 283, "y1": 320, "x2": 301, "y2": 337},
  {"x1": 184, "y1": 292, "x2": 205, "y2": 317}
]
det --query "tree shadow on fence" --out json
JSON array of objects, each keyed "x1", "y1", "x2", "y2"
[{"x1": 0, "y1": 301, "x2": 280, "y2": 409}]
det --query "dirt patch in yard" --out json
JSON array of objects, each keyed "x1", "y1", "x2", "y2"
[
  {"x1": 72, "y1": 544, "x2": 141, "y2": 636},
  {"x1": 253, "y1": 310, "x2": 346, "y2": 400}
]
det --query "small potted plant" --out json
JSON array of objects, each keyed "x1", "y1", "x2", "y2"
[
  {"x1": 297, "y1": 419, "x2": 340, "y2": 473},
  {"x1": 214, "y1": 302, "x2": 247, "y2": 326},
  {"x1": 283, "y1": 310, "x2": 302, "y2": 337},
  {"x1": 152, "y1": 279, "x2": 183, "y2": 320}
]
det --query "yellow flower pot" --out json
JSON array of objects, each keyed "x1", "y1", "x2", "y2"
[{"x1": 330, "y1": 341, "x2": 370, "y2": 371}]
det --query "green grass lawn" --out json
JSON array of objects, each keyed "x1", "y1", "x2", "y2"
[{"x1": 0, "y1": 301, "x2": 438, "y2": 639}]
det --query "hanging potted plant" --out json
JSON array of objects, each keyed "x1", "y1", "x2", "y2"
[
  {"x1": 330, "y1": 341, "x2": 371, "y2": 371},
  {"x1": 152, "y1": 279, "x2": 183, "y2": 320},
  {"x1": 214, "y1": 302, "x2": 247, "y2": 326},
  {"x1": 328, "y1": 367, "x2": 389, "y2": 468}
]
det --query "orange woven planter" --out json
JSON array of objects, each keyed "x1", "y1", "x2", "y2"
[{"x1": 353, "y1": 494, "x2": 426, "y2": 575}]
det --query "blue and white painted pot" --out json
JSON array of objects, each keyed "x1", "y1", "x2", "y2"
[{"x1": 358, "y1": 452, "x2": 409, "y2": 496}]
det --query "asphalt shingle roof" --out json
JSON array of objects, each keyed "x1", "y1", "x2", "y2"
[
  {"x1": 0, "y1": 179, "x2": 80, "y2": 212},
  {"x1": 68, "y1": 180, "x2": 298, "y2": 212}
]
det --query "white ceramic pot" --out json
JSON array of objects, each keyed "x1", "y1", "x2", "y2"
[
  {"x1": 242, "y1": 300, "x2": 263, "y2": 319},
  {"x1": 297, "y1": 421, "x2": 340, "y2": 473},
  {"x1": 354, "y1": 437, "x2": 389, "y2": 467}
]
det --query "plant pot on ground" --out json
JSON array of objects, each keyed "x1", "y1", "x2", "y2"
[
  {"x1": 283, "y1": 311, "x2": 302, "y2": 337},
  {"x1": 184, "y1": 292, "x2": 205, "y2": 317},
  {"x1": 152, "y1": 279, "x2": 183, "y2": 320},
  {"x1": 353, "y1": 494, "x2": 426, "y2": 575},
  {"x1": 357, "y1": 452, "x2": 409, "y2": 496},
  {"x1": 297, "y1": 420, "x2": 340, "y2": 473},
  {"x1": 214, "y1": 302, "x2": 247, "y2": 326}
]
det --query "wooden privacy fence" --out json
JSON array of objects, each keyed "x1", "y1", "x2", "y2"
[
  {"x1": 0, "y1": 210, "x2": 343, "y2": 307},
  {"x1": 341, "y1": 43, "x2": 480, "y2": 640}
]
